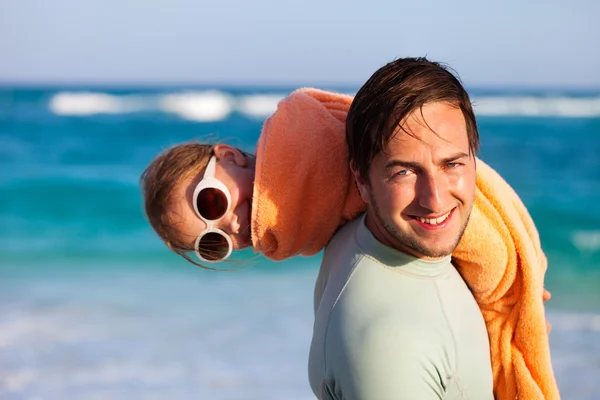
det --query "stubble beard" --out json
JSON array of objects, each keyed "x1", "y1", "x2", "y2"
[{"x1": 371, "y1": 195, "x2": 471, "y2": 259}]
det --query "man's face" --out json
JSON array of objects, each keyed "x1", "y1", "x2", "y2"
[{"x1": 354, "y1": 101, "x2": 477, "y2": 260}]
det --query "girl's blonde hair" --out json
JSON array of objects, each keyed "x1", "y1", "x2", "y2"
[{"x1": 140, "y1": 141, "x2": 217, "y2": 268}]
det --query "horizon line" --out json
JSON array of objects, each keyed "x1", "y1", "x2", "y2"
[{"x1": 1, "y1": 79, "x2": 599, "y2": 93}]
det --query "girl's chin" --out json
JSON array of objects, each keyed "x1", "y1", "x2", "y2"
[
  {"x1": 237, "y1": 243, "x2": 251, "y2": 250},
  {"x1": 234, "y1": 237, "x2": 253, "y2": 250}
]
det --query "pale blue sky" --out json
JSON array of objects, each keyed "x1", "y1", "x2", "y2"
[{"x1": 1, "y1": 0, "x2": 598, "y2": 88}]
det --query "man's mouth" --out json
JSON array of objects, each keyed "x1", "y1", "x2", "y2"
[
  {"x1": 411, "y1": 208, "x2": 455, "y2": 229},
  {"x1": 416, "y1": 210, "x2": 451, "y2": 225}
]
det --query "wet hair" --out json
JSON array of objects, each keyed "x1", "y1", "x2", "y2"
[{"x1": 346, "y1": 56, "x2": 480, "y2": 181}]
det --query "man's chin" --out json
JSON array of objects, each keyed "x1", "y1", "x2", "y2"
[
  {"x1": 405, "y1": 236, "x2": 460, "y2": 259},
  {"x1": 418, "y1": 246, "x2": 455, "y2": 259},
  {"x1": 409, "y1": 222, "x2": 469, "y2": 259}
]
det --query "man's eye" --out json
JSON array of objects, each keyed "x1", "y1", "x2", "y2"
[
  {"x1": 393, "y1": 169, "x2": 411, "y2": 177},
  {"x1": 446, "y1": 162, "x2": 460, "y2": 169}
]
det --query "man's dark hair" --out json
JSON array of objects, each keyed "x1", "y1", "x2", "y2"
[{"x1": 346, "y1": 57, "x2": 480, "y2": 181}]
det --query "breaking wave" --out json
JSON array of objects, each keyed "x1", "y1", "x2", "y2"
[
  {"x1": 49, "y1": 91, "x2": 600, "y2": 121},
  {"x1": 471, "y1": 96, "x2": 600, "y2": 117},
  {"x1": 48, "y1": 91, "x2": 286, "y2": 121},
  {"x1": 49, "y1": 93, "x2": 148, "y2": 115},
  {"x1": 571, "y1": 230, "x2": 600, "y2": 252}
]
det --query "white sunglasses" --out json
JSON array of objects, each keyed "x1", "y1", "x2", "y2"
[{"x1": 191, "y1": 155, "x2": 233, "y2": 263}]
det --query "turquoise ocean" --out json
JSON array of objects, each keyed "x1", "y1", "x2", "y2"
[{"x1": 1, "y1": 87, "x2": 599, "y2": 399}]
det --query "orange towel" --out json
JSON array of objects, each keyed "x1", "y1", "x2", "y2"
[{"x1": 251, "y1": 88, "x2": 560, "y2": 400}]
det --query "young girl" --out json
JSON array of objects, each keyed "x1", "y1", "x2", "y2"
[
  {"x1": 141, "y1": 142, "x2": 259, "y2": 267},
  {"x1": 141, "y1": 87, "x2": 363, "y2": 269}
]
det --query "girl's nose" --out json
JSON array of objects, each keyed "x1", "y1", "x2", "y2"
[{"x1": 222, "y1": 212, "x2": 240, "y2": 235}]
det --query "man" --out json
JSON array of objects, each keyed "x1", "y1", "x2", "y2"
[{"x1": 308, "y1": 57, "x2": 494, "y2": 399}]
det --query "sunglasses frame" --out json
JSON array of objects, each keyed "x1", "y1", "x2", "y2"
[{"x1": 191, "y1": 155, "x2": 233, "y2": 263}]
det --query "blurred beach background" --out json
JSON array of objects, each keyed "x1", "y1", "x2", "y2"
[{"x1": 1, "y1": 1, "x2": 599, "y2": 399}]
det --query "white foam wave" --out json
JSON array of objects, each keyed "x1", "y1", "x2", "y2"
[
  {"x1": 548, "y1": 311, "x2": 600, "y2": 332},
  {"x1": 472, "y1": 96, "x2": 600, "y2": 117},
  {"x1": 237, "y1": 94, "x2": 285, "y2": 118},
  {"x1": 49, "y1": 91, "x2": 600, "y2": 120},
  {"x1": 71, "y1": 362, "x2": 186, "y2": 385},
  {"x1": 49, "y1": 90, "x2": 284, "y2": 121},
  {"x1": 159, "y1": 91, "x2": 235, "y2": 122},
  {"x1": 0, "y1": 305, "x2": 109, "y2": 347},
  {"x1": 0, "y1": 273, "x2": 597, "y2": 399},
  {"x1": 49, "y1": 92, "x2": 148, "y2": 115},
  {"x1": 571, "y1": 230, "x2": 600, "y2": 252}
]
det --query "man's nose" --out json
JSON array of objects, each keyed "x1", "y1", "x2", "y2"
[{"x1": 416, "y1": 172, "x2": 446, "y2": 213}]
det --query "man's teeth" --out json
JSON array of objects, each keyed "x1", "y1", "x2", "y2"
[{"x1": 417, "y1": 211, "x2": 451, "y2": 225}]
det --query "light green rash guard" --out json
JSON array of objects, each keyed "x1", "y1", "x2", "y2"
[{"x1": 308, "y1": 216, "x2": 494, "y2": 400}]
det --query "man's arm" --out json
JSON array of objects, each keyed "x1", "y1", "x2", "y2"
[{"x1": 326, "y1": 319, "x2": 447, "y2": 400}]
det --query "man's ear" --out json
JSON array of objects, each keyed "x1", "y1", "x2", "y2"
[
  {"x1": 350, "y1": 162, "x2": 371, "y2": 204},
  {"x1": 213, "y1": 144, "x2": 247, "y2": 167}
]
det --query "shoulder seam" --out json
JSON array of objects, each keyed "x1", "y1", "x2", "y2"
[
  {"x1": 321, "y1": 254, "x2": 364, "y2": 376},
  {"x1": 433, "y1": 280, "x2": 467, "y2": 399}
]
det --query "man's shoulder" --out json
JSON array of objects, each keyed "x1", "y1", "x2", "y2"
[
  {"x1": 313, "y1": 217, "x2": 370, "y2": 315},
  {"x1": 326, "y1": 216, "x2": 363, "y2": 254},
  {"x1": 318, "y1": 217, "x2": 365, "y2": 280}
]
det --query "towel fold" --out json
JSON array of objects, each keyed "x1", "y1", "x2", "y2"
[{"x1": 251, "y1": 88, "x2": 559, "y2": 400}]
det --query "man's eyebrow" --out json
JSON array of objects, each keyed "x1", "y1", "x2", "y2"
[
  {"x1": 440, "y1": 152, "x2": 469, "y2": 165},
  {"x1": 384, "y1": 160, "x2": 422, "y2": 171},
  {"x1": 384, "y1": 152, "x2": 469, "y2": 171}
]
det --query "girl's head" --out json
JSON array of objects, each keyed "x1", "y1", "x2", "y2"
[{"x1": 141, "y1": 141, "x2": 256, "y2": 268}]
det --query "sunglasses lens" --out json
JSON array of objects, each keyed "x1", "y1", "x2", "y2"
[
  {"x1": 196, "y1": 187, "x2": 228, "y2": 220},
  {"x1": 197, "y1": 232, "x2": 230, "y2": 261}
]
